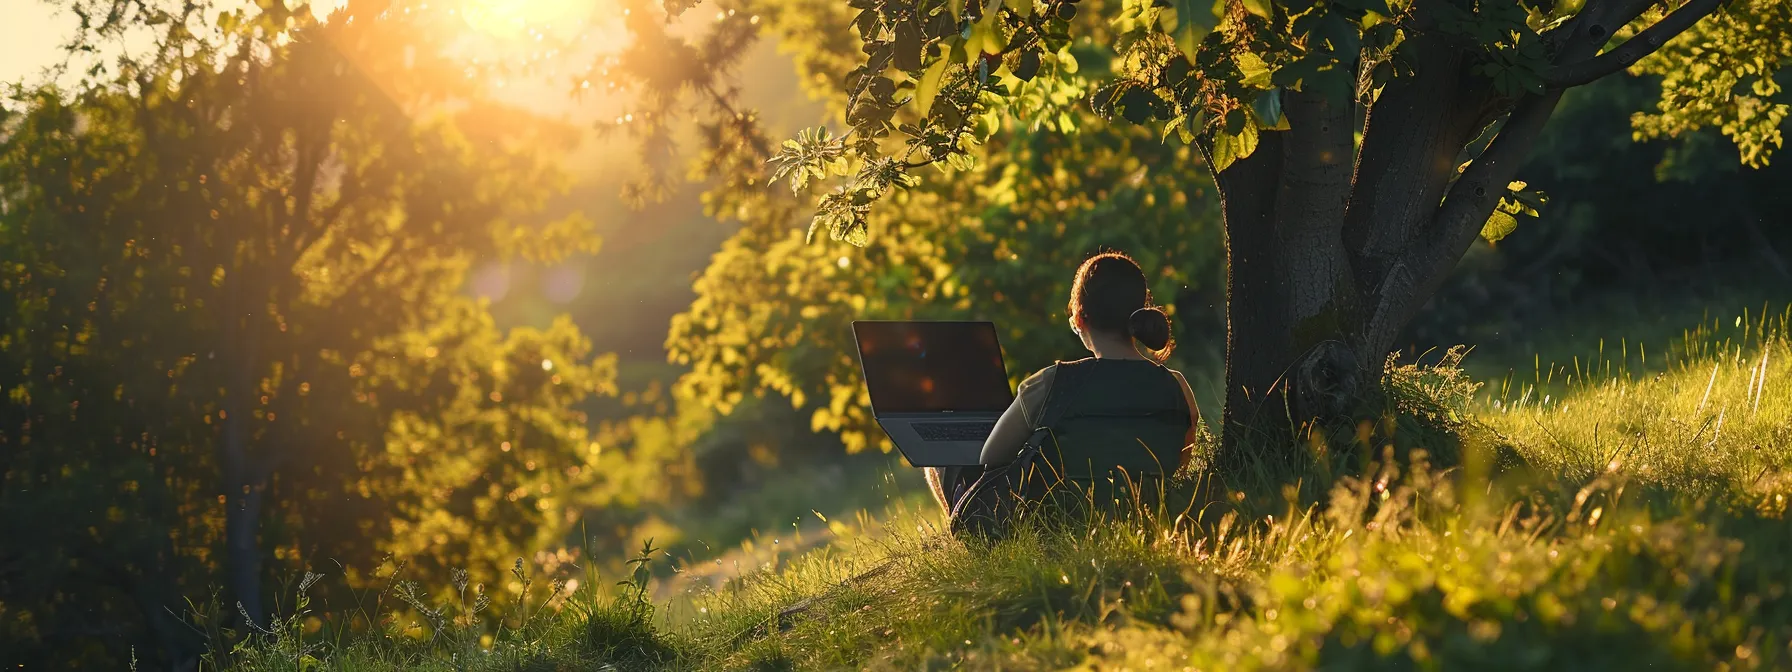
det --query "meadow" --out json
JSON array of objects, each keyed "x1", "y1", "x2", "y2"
[{"x1": 213, "y1": 307, "x2": 1792, "y2": 671}]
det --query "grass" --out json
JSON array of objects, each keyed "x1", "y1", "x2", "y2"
[{"x1": 220, "y1": 309, "x2": 1792, "y2": 671}]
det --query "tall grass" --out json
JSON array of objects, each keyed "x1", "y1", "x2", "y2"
[
  {"x1": 1483, "y1": 306, "x2": 1791, "y2": 494},
  {"x1": 224, "y1": 310, "x2": 1792, "y2": 671}
]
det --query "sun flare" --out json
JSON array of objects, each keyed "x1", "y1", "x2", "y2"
[{"x1": 459, "y1": 0, "x2": 594, "y2": 40}]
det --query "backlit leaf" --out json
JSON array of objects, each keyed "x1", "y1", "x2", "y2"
[
  {"x1": 916, "y1": 57, "x2": 950, "y2": 115},
  {"x1": 1481, "y1": 210, "x2": 1518, "y2": 244},
  {"x1": 1237, "y1": 52, "x2": 1273, "y2": 89}
]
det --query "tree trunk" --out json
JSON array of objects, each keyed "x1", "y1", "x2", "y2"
[
  {"x1": 220, "y1": 287, "x2": 269, "y2": 628},
  {"x1": 1199, "y1": 0, "x2": 1692, "y2": 473},
  {"x1": 224, "y1": 479, "x2": 267, "y2": 628},
  {"x1": 1209, "y1": 90, "x2": 1365, "y2": 474}
]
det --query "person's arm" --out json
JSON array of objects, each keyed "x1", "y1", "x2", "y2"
[
  {"x1": 1170, "y1": 369, "x2": 1201, "y2": 471},
  {"x1": 979, "y1": 367, "x2": 1054, "y2": 466}
]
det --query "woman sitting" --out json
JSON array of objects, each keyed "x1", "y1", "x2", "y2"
[{"x1": 926, "y1": 251, "x2": 1203, "y2": 520}]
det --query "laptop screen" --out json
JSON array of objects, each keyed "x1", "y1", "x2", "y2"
[{"x1": 852, "y1": 321, "x2": 1014, "y2": 414}]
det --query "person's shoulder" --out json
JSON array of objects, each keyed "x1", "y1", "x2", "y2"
[
  {"x1": 1019, "y1": 364, "x2": 1058, "y2": 391},
  {"x1": 1165, "y1": 367, "x2": 1196, "y2": 391},
  {"x1": 1021, "y1": 357, "x2": 1097, "y2": 388}
]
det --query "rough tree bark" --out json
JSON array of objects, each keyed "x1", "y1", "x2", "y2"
[{"x1": 1207, "y1": 0, "x2": 1725, "y2": 468}]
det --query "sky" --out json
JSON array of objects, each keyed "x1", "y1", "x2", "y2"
[
  {"x1": 0, "y1": 0, "x2": 628, "y2": 92},
  {"x1": 0, "y1": 0, "x2": 72, "y2": 85}
]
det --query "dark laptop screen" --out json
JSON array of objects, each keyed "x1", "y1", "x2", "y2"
[{"x1": 852, "y1": 321, "x2": 1014, "y2": 414}]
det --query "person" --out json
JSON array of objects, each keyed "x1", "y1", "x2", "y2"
[{"x1": 925, "y1": 251, "x2": 1203, "y2": 517}]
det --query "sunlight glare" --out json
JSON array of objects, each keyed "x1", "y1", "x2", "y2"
[{"x1": 460, "y1": 0, "x2": 593, "y2": 40}]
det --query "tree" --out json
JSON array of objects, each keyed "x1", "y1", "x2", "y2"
[
  {"x1": 0, "y1": 1, "x2": 618, "y2": 666},
  {"x1": 1410, "y1": 72, "x2": 1792, "y2": 350},
  {"x1": 632, "y1": 0, "x2": 1788, "y2": 466},
  {"x1": 595, "y1": 0, "x2": 1227, "y2": 454}
]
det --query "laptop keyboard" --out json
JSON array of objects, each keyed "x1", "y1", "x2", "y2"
[{"x1": 913, "y1": 421, "x2": 997, "y2": 442}]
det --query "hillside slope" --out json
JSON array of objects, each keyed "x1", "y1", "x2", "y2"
[{"x1": 228, "y1": 310, "x2": 1792, "y2": 671}]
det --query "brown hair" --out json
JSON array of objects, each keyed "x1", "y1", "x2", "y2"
[{"x1": 1068, "y1": 251, "x2": 1174, "y2": 359}]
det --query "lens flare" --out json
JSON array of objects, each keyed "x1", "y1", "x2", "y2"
[{"x1": 460, "y1": 0, "x2": 591, "y2": 40}]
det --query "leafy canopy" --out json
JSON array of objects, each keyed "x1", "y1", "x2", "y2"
[
  {"x1": 596, "y1": 1, "x2": 1224, "y2": 453},
  {"x1": 758, "y1": 0, "x2": 1786, "y2": 245}
]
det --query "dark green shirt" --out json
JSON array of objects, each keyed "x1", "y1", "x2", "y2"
[{"x1": 978, "y1": 358, "x2": 1200, "y2": 473}]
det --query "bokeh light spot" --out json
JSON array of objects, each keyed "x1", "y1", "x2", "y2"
[
  {"x1": 471, "y1": 263, "x2": 510, "y2": 301},
  {"x1": 543, "y1": 264, "x2": 584, "y2": 304}
]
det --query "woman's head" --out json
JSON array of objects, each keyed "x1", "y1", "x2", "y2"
[{"x1": 1068, "y1": 251, "x2": 1174, "y2": 359}]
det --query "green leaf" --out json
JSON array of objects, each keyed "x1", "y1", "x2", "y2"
[
  {"x1": 835, "y1": 217, "x2": 870, "y2": 246},
  {"x1": 855, "y1": 8, "x2": 878, "y2": 38},
  {"x1": 968, "y1": 8, "x2": 1004, "y2": 55},
  {"x1": 1319, "y1": 13, "x2": 1362, "y2": 57},
  {"x1": 1182, "y1": 110, "x2": 1204, "y2": 143},
  {"x1": 1510, "y1": 189, "x2": 1549, "y2": 212},
  {"x1": 1014, "y1": 49, "x2": 1042, "y2": 81},
  {"x1": 1272, "y1": 57, "x2": 1321, "y2": 89},
  {"x1": 1057, "y1": 48, "x2": 1079, "y2": 74},
  {"x1": 1166, "y1": 0, "x2": 1218, "y2": 59},
  {"x1": 1240, "y1": 0, "x2": 1271, "y2": 19},
  {"x1": 1338, "y1": 0, "x2": 1394, "y2": 17},
  {"x1": 1090, "y1": 81, "x2": 1128, "y2": 120},
  {"x1": 1481, "y1": 210, "x2": 1518, "y2": 244},
  {"x1": 915, "y1": 57, "x2": 950, "y2": 115},
  {"x1": 1224, "y1": 108, "x2": 1248, "y2": 135},
  {"x1": 1120, "y1": 87, "x2": 1158, "y2": 125},
  {"x1": 1237, "y1": 52, "x2": 1273, "y2": 89},
  {"x1": 1165, "y1": 56, "x2": 1192, "y2": 87},
  {"x1": 1210, "y1": 122, "x2": 1260, "y2": 173},
  {"x1": 894, "y1": 21, "x2": 923, "y2": 71},
  {"x1": 1252, "y1": 88, "x2": 1288, "y2": 131},
  {"x1": 1211, "y1": 132, "x2": 1239, "y2": 173}
]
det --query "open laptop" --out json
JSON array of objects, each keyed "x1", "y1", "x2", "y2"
[{"x1": 851, "y1": 321, "x2": 1014, "y2": 467}]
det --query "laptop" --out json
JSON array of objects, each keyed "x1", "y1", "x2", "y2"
[{"x1": 851, "y1": 321, "x2": 1014, "y2": 467}]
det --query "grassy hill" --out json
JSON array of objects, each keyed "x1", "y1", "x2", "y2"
[{"x1": 224, "y1": 309, "x2": 1791, "y2": 671}]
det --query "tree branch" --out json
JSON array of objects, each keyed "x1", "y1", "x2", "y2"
[
  {"x1": 1354, "y1": 0, "x2": 1713, "y2": 350},
  {"x1": 1370, "y1": 91, "x2": 1564, "y2": 351},
  {"x1": 1542, "y1": 0, "x2": 1723, "y2": 88},
  {"x1": 1342, "y1": 16, "x2": 1489, "y2": 290}
]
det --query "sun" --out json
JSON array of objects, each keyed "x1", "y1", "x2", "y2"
[{"x1": 459, "y1": 0, "x2": 593, "y2": 41}]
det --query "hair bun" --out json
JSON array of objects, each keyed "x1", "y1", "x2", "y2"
[{"x1": 1128, "y1": 307, "x2": 1172, "y2": 353}]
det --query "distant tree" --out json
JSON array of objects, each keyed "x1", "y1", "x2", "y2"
[
  {"x1": 0, "y1": 1, "x2": 620, "y2": 666},
  {"x1": 618, "y1": 0, "x2": 1788, "y2": 467}
]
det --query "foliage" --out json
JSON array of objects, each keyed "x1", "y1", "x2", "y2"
[
  {"x1": 1631, "y1": 0, "x2": 1791, "y2": 168},
  {"x1": 612, "y1": 0, "x2": 1792, "y2": 471},
  {"x1": 1409, "y1": 72, "x2": 1792, "y2": 352},
  {"x1": 595, "y1": 1, "x2": 1225, "y2": 454},
  {"x1": 208, "y1": 543, "x2": 681, "y2": 671},
  {"x1": 671, "y1": 118, "x2": 1224, "y2": 453},
  {"x1": 230, "y1": 312, "x2": 1792, "y2": 670},
  {"x1": 748, "y1": 0, "x2": 1786, "y2": 245},
  {"x1": 0, "y1": 1, "x2": 621, "y2": 666}
]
